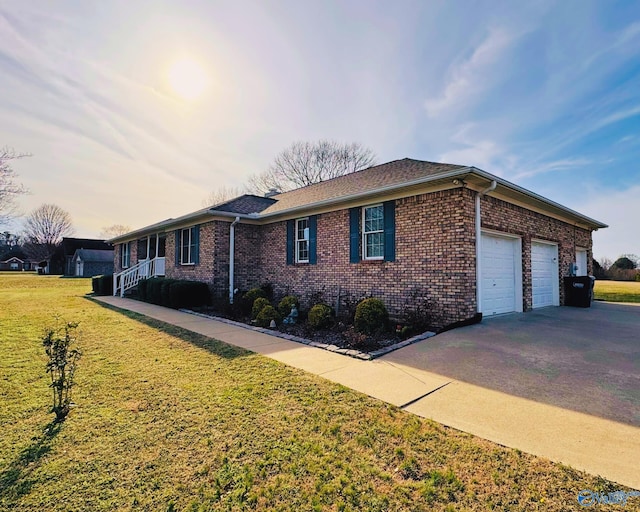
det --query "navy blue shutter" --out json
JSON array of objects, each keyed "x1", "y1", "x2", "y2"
[
  {"x1": 309, "y1": 215, "x2": 317, "y2": 264},
  {"x1": 383, "y1": 201, "x2": 396, "y2": 262},
  {"x1": 175, "y1": 230, "x2": 181, "y2": 266},
  {"x1": 193, "y1": 225, "x2": 200, "y2": 265},
  {"x1": 286, "y1": 220, "x2": 294, "y2": 265},
  {"x1": 349, "y1": 207, "x2": 360, "y2": 263},
  {"x1": 120, "y1": 244, "x2": 124, "y2": 267}
]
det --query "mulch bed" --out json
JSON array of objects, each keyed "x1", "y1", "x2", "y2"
[{"x1": 189, "y1": 306, "x2": 437, "y2": 359}]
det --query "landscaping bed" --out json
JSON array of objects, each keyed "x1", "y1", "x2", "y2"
[{"x1": 190, "y1": 286, "x2": 440, "y2": 358}]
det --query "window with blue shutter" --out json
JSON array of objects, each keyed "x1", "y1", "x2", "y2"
[
  {"x1": 308, "y1": 215, "x2": 317, "y2": 264},
  {"x1": 286, "y1": 220, "x2": 294, "y2": 265},
  {"x1": 349, "y1": 208, "x2": 360, "y2": 263},
  {"x1": 383, "y1": 201, "x2": 395, "y2": 262},
  {"x1": 351, "y1": 202, "x2": 396, "y2": 262},
  {"x1": 174, "y1": 230, "x2": 181, "y2": 266}
]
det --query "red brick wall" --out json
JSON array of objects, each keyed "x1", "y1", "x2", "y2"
[
  {"x1": 165, "y1": 223, "x2": 217, "y2": 283},
  {"x1": 253, "y1": 188, "x2": 478, "y2": 326},
  {"x1": 481, "y1": 195, "x2": 592, "y2": 310}
]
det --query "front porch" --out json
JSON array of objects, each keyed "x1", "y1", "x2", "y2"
[{"x1": 113, "y1": 233, "x2": 167, "y2": 296}]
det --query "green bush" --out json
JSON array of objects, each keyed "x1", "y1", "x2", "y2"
[
  {"x1": 278, "y1": 295, "x2": 300, "y2": 317},
  {"x1": 308, "y1": 303, "x2": 333, "y2": 330},
  {"x1": 255, "y1": 305, "x2": 280, "y2": 328},
  {"x1": 243, "y1": 287, "x2": 266, "y2": 303},
  {"x1": 252, "y1": 297, "x2": 271, "y2": 319},
  {"x1": 354, "y1": 298, "x2": 389, "y2": 335},
  {"x1": 146, "y1": 277, "x2": 166, "y2": 305},
  {"x1": 160, "y1": 279, "x2": 176, "y2": 307},
  {"x1": 91, "y1": 275, "x2": 113, "y2": 296},
  {"x1": 168, "y1": 280, "x2": 211, "y2": 309},
  {"x1": 137, "y1": 278, "x2": 149, "y2": 301},
  {"x1": 140, "y1": 278, "x2": 210, "y2": 309}
]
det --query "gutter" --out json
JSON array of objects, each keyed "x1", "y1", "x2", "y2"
[
  {"x1": 476, "y1": 180, "x2": 497, "y2": 314},
  {"x1": 229, "y1": 217, "x2": 241, "y2": 304}
]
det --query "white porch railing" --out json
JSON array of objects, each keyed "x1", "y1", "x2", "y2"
[{"x1": 113, "y1": 257, "x2": 166, "y2": 297}]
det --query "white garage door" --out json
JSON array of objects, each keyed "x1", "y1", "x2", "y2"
[
  {"x1": 481, "y1": 233, "x2": 519, "y2": 316},
  {"x1": 531, "y1": 241, "x2": 559, "y2": 308}
]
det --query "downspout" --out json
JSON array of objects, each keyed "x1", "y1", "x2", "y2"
[
  {"x1": 475, "y1": 180, "x2": 497, "y2": 313},
  {"x1": 229, "y1": 217, "x2": 240, "y2": 304}
]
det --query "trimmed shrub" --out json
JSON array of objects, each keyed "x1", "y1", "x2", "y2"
[
  {"x1": 168, "y1": 280, "x2": 211, "y2": 309},
  {"x1": 354, "y1": 298, "x2": 389, "y2": 335},
  {"x1": 278, "y1": 295, "x2": 300, "y2": 317},
  {"x1": 243, "y1": 287, "x2": 266, "y2": 303},
  {"x1": 255, "y1": 305, "x2": 280, "y2": 328},
  {"x1": 91, "y1": 275, "x2": 113, "y2": 296},
  {"x1": 146, "y1": 277, "x2": 165, "y2": 305},
  {"x1": 252, "y1": 297, "x2": 271, "y2": 319},
  {"x1": 308, "y1": 303, "x2": 333, "y2": 330},
  {"x1": 160, "y1": 278, "x2": 176, "y2": 307},
  {"x1": 137, "y1": 278, "x2": 149, "y2": 301}
]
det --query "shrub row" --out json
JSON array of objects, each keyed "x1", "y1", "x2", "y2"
[
  {"x1": 138, "y1": 277, "x2": 210, "y2": 309},
  {"x1": 91, "y1": 274, "x2": 113, "y2": 296}
]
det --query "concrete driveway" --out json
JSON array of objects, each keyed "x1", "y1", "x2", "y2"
[
  {"x1": 383, "y1": 301, "x2": 640, "y2": 427},
  {"x1": 96, "y1": 296, "x2": 640, "y2": 488}
]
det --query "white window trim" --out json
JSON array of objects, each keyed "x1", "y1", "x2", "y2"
[
  {"x1": 180, "y1": 227, "x2": 195, "y2": 265},
  {"x1": 295, "y1": 217, "x2": 310, "y2": 264},
  {"x1": 122, "y1": 242, "x2": 131, "y2": 269},
  {"x1": 362, "y1": 204, "x2": 384, "y2": 261}
]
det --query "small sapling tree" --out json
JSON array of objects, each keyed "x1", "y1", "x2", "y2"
[{"x1": 43, "y1": 321, "x2": 81, "y2": 422}]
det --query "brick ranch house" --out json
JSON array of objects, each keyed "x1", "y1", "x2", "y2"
[{"x1": 109, "y1": 158, "x2": 606, "y2": 326}]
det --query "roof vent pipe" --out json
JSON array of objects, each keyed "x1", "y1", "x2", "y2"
[
  {"x1": 475, "y1": 180, "x2": 497, "y2": 314},
  {"x1": 264, "y1": 188, "x2": 280, "y2": 198}
]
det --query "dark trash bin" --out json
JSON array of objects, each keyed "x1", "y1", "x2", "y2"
[{"x1": 564, "y1": 276, "x2": 594, "y2": 307}]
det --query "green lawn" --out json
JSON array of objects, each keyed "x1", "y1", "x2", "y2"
[
  {"x1": 0, "y1": 274, "x2": 627, "y2": 511},
  {"x1": 594, "y1": 280, "x2": 640, "y2": 303}
]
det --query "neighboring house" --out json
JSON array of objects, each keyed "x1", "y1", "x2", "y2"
[
  {"x1": 0, "y1": 248, "x2": 37, "y2": 271},
  {"x1": 71, "y1": 249, "x2": 114, "y2": 277},
  {"x1": 53, "y1": 238, "x2": 113, "y2": 275},
  {"x1": 109, "y1": 158, "x2": 607, "y2": 326},
  {"x1": 0, "y1": 256, "x2": 26, "y2": 271}
]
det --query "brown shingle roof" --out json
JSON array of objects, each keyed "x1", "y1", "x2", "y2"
[
  {"x1": 259, "y1": 158, "x2": 466, "y2": 215},
  {"x1": 211, "y1": 194, "x2": 276, "y2": 215}
]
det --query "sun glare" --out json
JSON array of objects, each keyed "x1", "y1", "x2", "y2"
[{"x1": 167, "y1": 58, "x2": 209, "y2": 101}]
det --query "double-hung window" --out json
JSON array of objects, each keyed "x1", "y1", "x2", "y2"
[
  {"x1": 121, "y1": 242, "x2": 131, "y2": 268},
  {"x1": 362, "y1": 204, "x2": 384, "y2": 260},
  {"x1": 286, "y1": 216, "x2": 317, "y2": 265},
  {"x1": 295, "y1": 218, "x2": 310, "y2": 263},
  {"x1": 349, "y1": 201, "x2": 395, "y2": 263},
  {"x1": 180, "y1": 227, "x2": 197, "y2": 265}
]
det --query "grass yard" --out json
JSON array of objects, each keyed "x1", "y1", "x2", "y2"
[
  {"x1": 594, "y1": 280, "x2": 640, "y2": 303},
  {"x1": 0, "y1": 275, "x2": 629, "y2": 511}
]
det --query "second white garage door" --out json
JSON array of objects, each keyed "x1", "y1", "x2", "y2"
[
  {"x1": 531, "y1": 241, "x2": 559, "y2": 308},
  {"x1": 481, "y1": 233, "x2": 521, "y2": 316}
]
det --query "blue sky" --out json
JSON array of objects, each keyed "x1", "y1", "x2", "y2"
[{"x1": 1, "y1": 0, "x2": 639, "y2": 260}]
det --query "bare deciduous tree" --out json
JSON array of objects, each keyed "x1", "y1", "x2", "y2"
[
  {"x1": 598, "y1": 257, "x2": 612, "y2": 271},
  {"x1": 100, "y1": 224, "x2": 132, "y2": 239},
  {"x1": 0, "y1": 147, "x2": 30, "y2": 225},
  {"x1": 23, "y1": 204, "x2": 74, "y2": 261},
  {"x1": 247, "y1": 140, "x2": 377, "y2": 195},
  {"x1": 201, "y1": 186, "x2": 245, "y2": 207}
]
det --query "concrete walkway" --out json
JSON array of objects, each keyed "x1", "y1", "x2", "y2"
[{"x1": 93, "y1": 296, "x2": 640, "y2": 490}]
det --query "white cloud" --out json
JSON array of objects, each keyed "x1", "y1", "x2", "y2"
[
  {"x1": 513, "y1": 158, "x2": 592, "y2": 180},
  {"x1": 424, "y1": 27, "x2": 516, "y2": 117}
]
